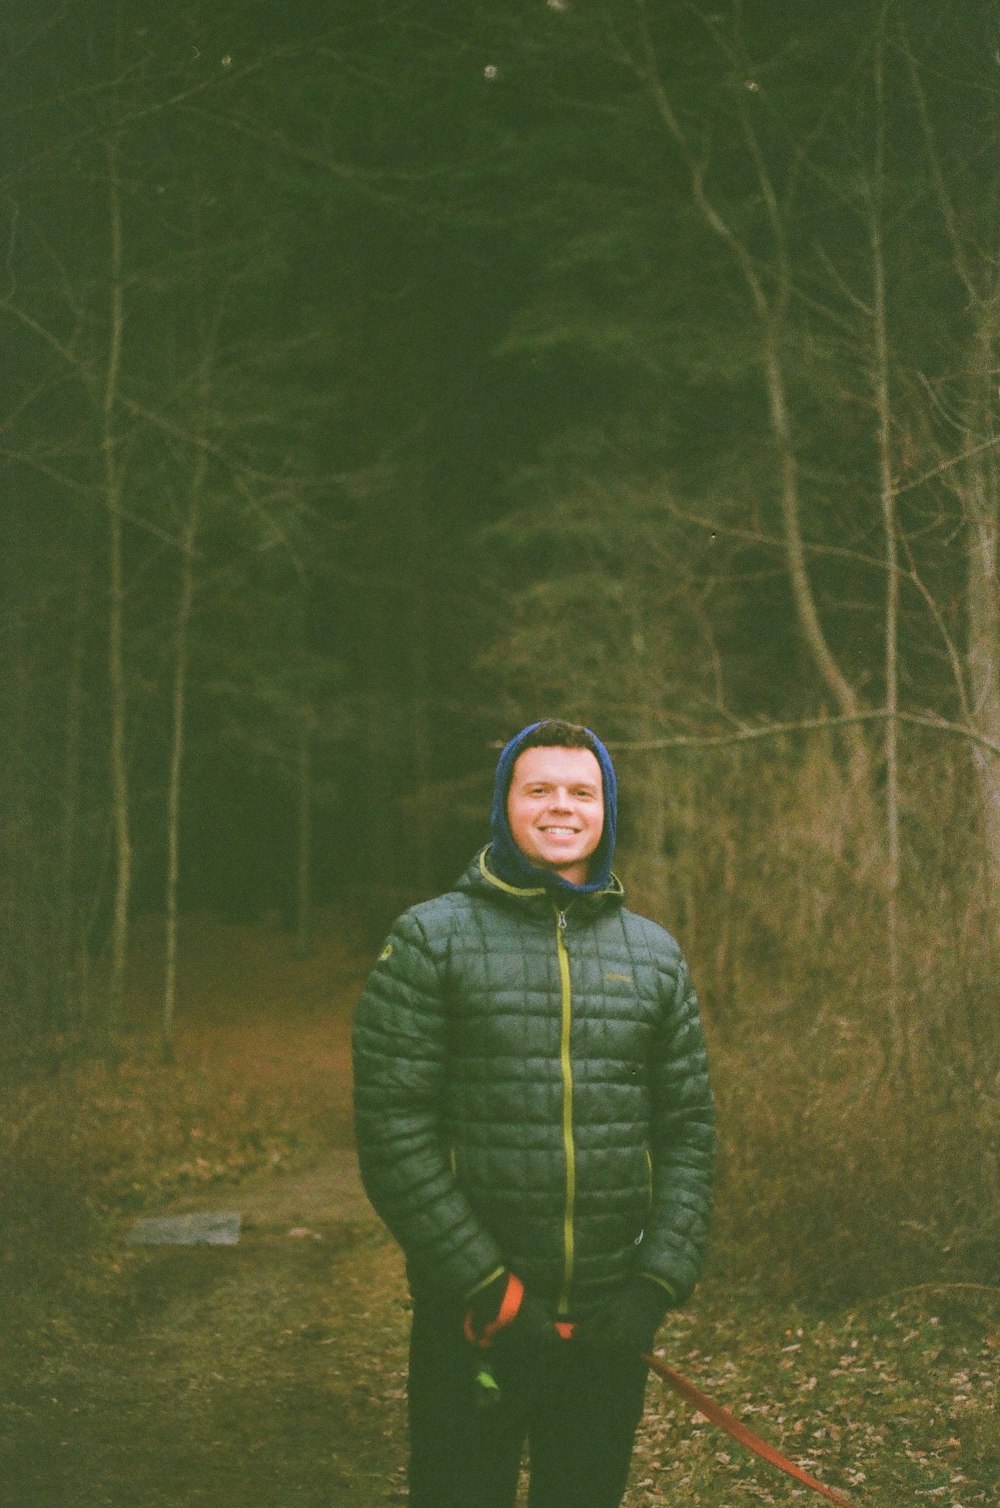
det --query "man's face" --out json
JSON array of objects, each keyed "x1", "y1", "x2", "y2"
[{"x1": 506, "y1": 745, "x2": 605, "y2": 886}]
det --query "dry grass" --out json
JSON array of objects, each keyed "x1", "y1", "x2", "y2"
[{"x1": 706, "y1": 1026, "x2": 1000, "y2": 1304}]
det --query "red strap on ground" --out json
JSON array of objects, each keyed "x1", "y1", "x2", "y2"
[{"x1": 643, "y1": 1352, "x2": 857, "y2": 1507}]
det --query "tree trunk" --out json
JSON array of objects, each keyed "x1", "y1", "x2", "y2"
[
  {"x1": 965, "y1": 427, "x2": 1000, "y2": 935},
  {"x1": 4, "y1": 544, "x2": 44, "y2": 1036},
  {"x1": 407, "y1": 496, "x2": 435, "y2": 897},
  {"x1": 871, "y1": 31, "x2": 907, "y2": 1079},
  {"x1": 162, "y1": 490, "x2": 201, "y2": 1060},
  {"x1": 762, "y1": 320, "x2": 873, "y2": 797},
  {"x1": 161, "y1": 278, "x2": 216, "y2": 1057},
  {"x1": 103, "y1": 138, "x2": 130, "y2": 1050},
  {"x1": 294, "y1": 705, "x2": 314, "y2": 959},
  {"x1": 58, "y1": 563, "x2": 88, "y2": 1030}
]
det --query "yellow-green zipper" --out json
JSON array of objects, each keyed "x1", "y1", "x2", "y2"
[{"x1": 555, "y1": 907, "x2": 575, "y2": 1315}]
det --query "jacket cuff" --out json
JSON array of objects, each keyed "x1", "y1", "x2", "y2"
[
  {"x1": 638, "y1": 1272, "x2": 678, "y2": 1306},
  {"x1": 463, "y1": 1265, "x2": 507, "y2": 1305}
]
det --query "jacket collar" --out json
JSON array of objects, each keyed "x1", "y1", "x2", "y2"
[{"x1": 460, "y1": 846, "x2": 624, "y2": 914}]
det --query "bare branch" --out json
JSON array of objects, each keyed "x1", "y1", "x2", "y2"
[
  {"x1": 0, "y1": 296, "x2": 92, "y2": 382},
  {"x1": 893, "y1": 433, "x2": 1000, "y2": 497},
  {"x1": 896, "y1": 22, "x2": 978, "y2": 300},
  {"x1": 897, "y1": 529, "x2": 971, "y2": 719},
  {"x1": 609, "y1": 708, "x2": 1000, "y2": 761}
]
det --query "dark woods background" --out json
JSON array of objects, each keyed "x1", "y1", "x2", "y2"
[{"x1": 3, "y1": 0, "x2": 1000, "y2": 1296}]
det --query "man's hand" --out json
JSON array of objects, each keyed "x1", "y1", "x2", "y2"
[
  {"x1": 574, "y1": 1275, "x2": 671, "y2": 1360},
  {"x1": 465, "y1": 1271, "x2": 556, "y2": 1355}
]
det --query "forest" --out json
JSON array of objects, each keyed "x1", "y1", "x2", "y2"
[
  {"x1": 3, "y1": 0, "x2": 999, "y2": 1307},
  {"x1": 3, "y1": 3, "x2": 999, "y2": 1500}
]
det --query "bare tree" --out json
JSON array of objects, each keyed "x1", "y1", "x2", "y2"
[
  {"x1": 899, "y1": 19, "x2": 1000, "y2": 943},
  {"x1": 627, "y1": 1, "x2": 874, "y2": 797},
  {"x1": 101, "y1": 135, "x2": 131, "y2": 1048},
  {"x1": 870, "y1": 7, "x2": 907, "y2": 1077},
  {"x1": 162, "y1": 373, "x2": 210, "y2": 1061}
]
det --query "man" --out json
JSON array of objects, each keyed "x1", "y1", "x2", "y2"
[{"x1": 352, "y1": 719, "x2": 715, "y2": 1508}]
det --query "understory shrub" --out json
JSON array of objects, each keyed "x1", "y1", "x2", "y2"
[{"x1": 706, "y1": 1024, "x2": 1000, "y2": 1303}]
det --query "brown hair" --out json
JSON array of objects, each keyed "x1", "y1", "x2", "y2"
[{"x1": 514, "y1": 719, "x2": 601, "y2": 757}]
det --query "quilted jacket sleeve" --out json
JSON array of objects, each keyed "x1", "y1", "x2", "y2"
[
  {"x1": 351, "y1": 908, "x2": 505, "y2": 1300},
  {"x1": 638, "y1": 955, "x2": 715, "y2": 1306}
]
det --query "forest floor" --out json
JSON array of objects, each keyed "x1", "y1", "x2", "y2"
[{"x1": 1, "y1": 916, "x2": 997, "y2": 1506}]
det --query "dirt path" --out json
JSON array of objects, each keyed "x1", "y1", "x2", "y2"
[
  {"x1": 1, "y1": 1151, "x2": 413, "y2": 1508},
  {"x1": 161, "y1": 1149, "x2": 377, "y2": 1234}
]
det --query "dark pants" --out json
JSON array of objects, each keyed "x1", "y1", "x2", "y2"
[{"x1": 407, "y1": 1298, "x2": 648, "y2": 1508}]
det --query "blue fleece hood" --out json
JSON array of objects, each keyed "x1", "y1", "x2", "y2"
[{"x1": 487, "y1": 722, "x2": 618, "y2": 896}]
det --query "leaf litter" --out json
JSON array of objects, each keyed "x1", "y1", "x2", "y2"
[{"x1": 0, "y1": 918, "x2": 996, "y2": 1505}]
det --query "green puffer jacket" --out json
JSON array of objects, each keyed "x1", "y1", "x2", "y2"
[{"x1": 352, "y1": 848, "x2": 715, "y2": 1317}]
